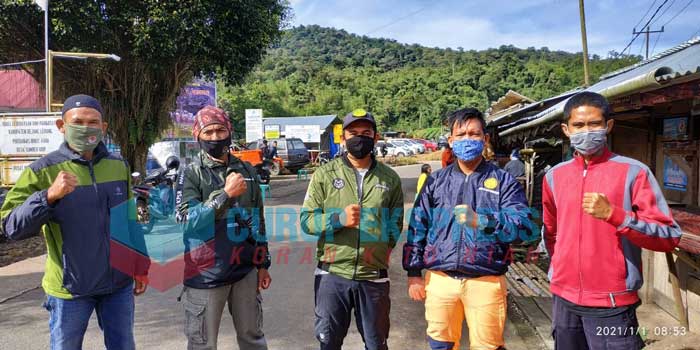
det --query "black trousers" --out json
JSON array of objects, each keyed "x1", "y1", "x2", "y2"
[
  {"x1": 552, "y1": 296, "x2": 645, "y2": 350},
  {"x1": 314, "y1": 273, "x2": 391, "y2": 350}
]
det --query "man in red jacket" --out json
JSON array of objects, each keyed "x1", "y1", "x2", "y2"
[{"x1": 542, "y1": 91, "x2": 681, "y2": 349}]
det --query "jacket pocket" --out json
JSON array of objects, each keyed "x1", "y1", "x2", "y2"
[{"x1": 183, "y1": 297, "x2": 207, "y2": 344}]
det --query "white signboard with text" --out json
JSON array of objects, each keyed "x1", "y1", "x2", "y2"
[
  {"x1": 0, "y1": 115, "x2": 63, "y2": 156},
  {"x1": 285, "y1": 124, "x2": 321, "y2": 143},
  {"x1": 1, "y1": 160, "x2": 34, "y2": 186},
  {"x1": 245, "y1": 109, "x2": 263, "y2": 142}
]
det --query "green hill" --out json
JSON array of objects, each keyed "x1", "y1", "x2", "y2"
[{"x1": 220, "y1": 25, "x2": 639, "y2": 133}]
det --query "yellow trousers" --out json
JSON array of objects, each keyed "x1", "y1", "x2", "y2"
[{"x1": 424, "y1": 270, "x2": 507, "y2": 350}]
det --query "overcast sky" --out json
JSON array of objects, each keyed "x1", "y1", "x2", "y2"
[{"x1": 289, "y1": 0, "x2": 700, "y2": 56}]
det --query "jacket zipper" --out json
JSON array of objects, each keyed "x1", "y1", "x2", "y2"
[
  {"x1": 352, "y1": 169, "x2": 366, "y2": 280},
  {"x1": 89, "y1": 161, "x2": 112, "y2": 294},
  {"x1": 457, "y1": 173, "x2": 469, "y2": 271},
  {"x1": 578, "y1": 162, "x2": 587, "y2": 304}
]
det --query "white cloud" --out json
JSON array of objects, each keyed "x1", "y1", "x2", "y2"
[{"x1": 289, "y1": 0, "x2": 700, "y2": 55}]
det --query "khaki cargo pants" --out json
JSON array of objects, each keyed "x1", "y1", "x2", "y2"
[{"x1": 181, "y1": 270, "x2": 267, "y2": 350}]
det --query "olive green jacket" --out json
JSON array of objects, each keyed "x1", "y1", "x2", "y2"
[{"x1": 300, "y1": 155, "x2": 404, "y2": 280}]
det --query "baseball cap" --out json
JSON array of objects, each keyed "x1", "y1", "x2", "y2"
[
  {"x1": 61, "y1": 94, "x2": 104, "y2": 117},
  {"x1": 342, "y1": 108, "x2": 376, "y2": 130}
]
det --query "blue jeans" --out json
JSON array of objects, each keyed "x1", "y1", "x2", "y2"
[{"x1": 43, "y1": 283, "x2": 135, "y2": 350}]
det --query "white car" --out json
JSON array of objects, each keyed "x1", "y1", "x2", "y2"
[
  {"x1": 390, "y1": 139, "x2": 423, "y2": 154},
  {"x1": 376, "y1": 141, "x2": 412, "y2": 157},
  {"x1": 386, "y1": 140, "x2": 415, "y2": 155}
]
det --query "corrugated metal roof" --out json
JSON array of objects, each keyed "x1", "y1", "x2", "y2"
[
  {"x1": 486, "y1": 90, "x2": 535, "y2": 118},
  {"x1": 499, "y1": 37, "x2": 700, "y2": 137},
  {"x1": 488, "y1": 87, "x2": 582, "y2": 128},
  {"x1": 263, "y1": 115, "x2": 339, "y2": 129}
]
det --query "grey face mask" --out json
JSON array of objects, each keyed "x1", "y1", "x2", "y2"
[{"x1": 569, "y1": 129, "x2": 607, "y2": 156}]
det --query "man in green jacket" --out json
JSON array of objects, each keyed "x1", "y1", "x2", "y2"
[
  {"x1": 300, "y1": 109, "x2": 404, "y2": 350},
  {"x1": 0, "y1": 94, "x2": 148, "y2": 350}
]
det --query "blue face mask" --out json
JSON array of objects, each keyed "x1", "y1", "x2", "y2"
[
  {"x1": 569, "y1": 129, "x2": 607, "y2": 156},
  {"x1": 452, "y1": 139, "x2": 484, "y2": 161}
]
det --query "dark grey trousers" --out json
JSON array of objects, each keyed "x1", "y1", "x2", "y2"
[{"x1": 182, "y1": 270, "x2": 267, "y2": 350}]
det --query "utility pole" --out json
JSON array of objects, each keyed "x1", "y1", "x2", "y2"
[
  {"x1": 633, "y1": 26, "x2": 665, "y2": 60},
  {"x1": 578, "y1": 0, "x2": 590, "y2": 86}
]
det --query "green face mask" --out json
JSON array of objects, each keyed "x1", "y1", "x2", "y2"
[{"x1": 64, "y1": 124, "x2": 103, "y2": 153}]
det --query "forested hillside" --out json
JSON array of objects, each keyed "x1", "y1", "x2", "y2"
[{"x1": 220, "y1": 25, "x2": 639, "y2": 133}]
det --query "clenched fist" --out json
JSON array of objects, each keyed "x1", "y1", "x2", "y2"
[
  {"x1": 341, "y1": 204, "x2": 361, "y2": 228},
  {"x1": 407, "y1": 277, "x2": 426, "y2": 301},
  {"x1": 47, "y1": 171, "x2": 78, "y2": 204},
  {"x1": 224, "y1": 172, "x2": 247, "y2": 198},
  {"x1": 582, "y1": 192, "x2": 613, "y2": 220}
]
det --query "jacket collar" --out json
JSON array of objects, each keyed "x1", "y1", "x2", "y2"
[
  {"x1": 58, "y1": 141, "x2": 109, "y2": 164},
  {"x1": 573, "y1": 146, "x2": 613, "y2": 167},
  {"x1": 450, "y1": 157, "x2": 489, "y2": 176},
  {"x1": 198, "y1": 150, "x2": 242, "y2": 169},
  {"x1": 341, "y1": 153, "x2": 377, "y2": 172}
]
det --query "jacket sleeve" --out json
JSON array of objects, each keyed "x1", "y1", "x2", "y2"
[
  {"x1": 299, "y1": 170, "x2": 345, "y2": 237},
  {"x1": 403, "y1": 176, "x2": 433, "y2": 277},
  {"x1": 387, "y1": 177, "x2": 404, "y2": 249},
  {"x1": 1, "y1": 167, "x2": 53, "y2": 241},
  {"x1": 478, "y1": 173, "x2": 537, "y2": 244},
  {"x1": 541, "y1": 171, "x2": 557, "y2": 257},
  {"x1": 605, "y1": 167, "x2": 681, "y2": 252},
  {"x1": 176, "y1": 166, "x2": 229, "y2": 234}
]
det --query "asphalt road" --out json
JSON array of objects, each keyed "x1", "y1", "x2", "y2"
[{"x1": 0, "y1": 160, "x2": 544, "y2": 349}]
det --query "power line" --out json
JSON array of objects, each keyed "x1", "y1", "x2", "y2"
[
  {"x1": 0, "y1": 58, "x2": 46, "y2": 68},
  {"x1": 650, "y1": 31, "x2": 662, "y2": 56},
  {"x1": 659, "y1": 0, "x2": 695, "y2": 26},
  {"x1": 620, "y1": 0, "x2": 672, "y2": 55},
  {"x1": 365, "y1": 4, "x2": 433, "y2": 36},
  {"x1": 691, "y1": 26, "x2": 700, "y2": 39},
  {"x1": 633, "y1": 0, "x2": 659, "y2": 30},
  {"x1": 650, "y1": 0, "x2": 695, "y2": 55},
  {"x1": 651, "y1": 0, "x2": 678, "y2": 25}
]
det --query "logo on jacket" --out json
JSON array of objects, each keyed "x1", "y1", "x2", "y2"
[
  {"x1": 484, "y1": 177, "x2": 498, "y2": 190},
  {"x1": 115, "y1": 186, "x2": 123, "y2": 196},
  {"x1": 374, "y1": 183, "x2": 390, "y2": 191},
  {"x1": 332, "y1": 178, "x2": 345, "y2": 189}
]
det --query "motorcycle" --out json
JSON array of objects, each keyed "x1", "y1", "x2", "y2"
[
  {"x1": 132, "y1": 156, "x2": 180, "y2": 234},
  {"x1": 255, "y1": 158, "x2": 273, "y2": 184}
]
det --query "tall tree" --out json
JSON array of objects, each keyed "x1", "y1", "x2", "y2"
[{"x1": 0, "y1": 0, "x2": 289, "y2": 171}]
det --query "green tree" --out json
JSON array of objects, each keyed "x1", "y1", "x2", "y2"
[{"x1": 0, "y1": 0, "x2": 289, "y2": 171}]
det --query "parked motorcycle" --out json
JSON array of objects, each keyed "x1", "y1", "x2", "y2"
[
  {"x1": 132, "y1": 156, "x2": 180, "y2": 234},
  {"x1": 255, "y1": 158, "x2": 273, "y2": 184}
]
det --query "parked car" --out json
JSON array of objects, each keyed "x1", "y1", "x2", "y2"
[
  {"x1": 437, "y1": 136, "x2": 449, "y2": 150},
  {"x1": 375, "y1": 141, "x2": 412, "y2": 158},
  {"x1": 247, "y1": 137, "x2": 310, "y2": 174},
  {"x1": 405, "y1": 139, "x2": 426, "y2": 154},
  {"x1": 389, "y1": 139, "x2": 422, "y2": 154},
  {"x1": 415, "y1": 139, "x2": 438, "y2": 152}
]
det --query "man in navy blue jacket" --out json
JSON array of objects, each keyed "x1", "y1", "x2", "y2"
[{"x1": 403, "y1": 108, "x2": 536, "y2": 350}]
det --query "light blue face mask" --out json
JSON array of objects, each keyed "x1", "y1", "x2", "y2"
[
  {"x1": 569, "y1": 129, "x2": 607, "y2": 156},
  {"x1": 452, "y1": 139, "x2": 484, "y2": 161}
]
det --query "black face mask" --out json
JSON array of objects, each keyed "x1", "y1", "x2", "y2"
[
  {"x1": 199, "y1": 138, "x2": 231, "y2": 158},
  {"x1": 345, "y1": 135, "x2": 375, "y2": 159}
]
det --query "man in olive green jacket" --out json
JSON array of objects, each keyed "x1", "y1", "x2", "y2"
[{"x1": 300, "y1": 109, "x2": 404, "y2": 350}]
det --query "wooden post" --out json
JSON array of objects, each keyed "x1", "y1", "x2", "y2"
[{"x1": 666, "y1": 252, "x2": 689, "y2": 328}]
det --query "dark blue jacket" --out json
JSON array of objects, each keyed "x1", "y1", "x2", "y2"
[
  {"x1": 1, "y1": 143, "x2": 148, "y2": 299},
  {"x1": 403, "y1": 160, "x2": 536, "y2": 278}
]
